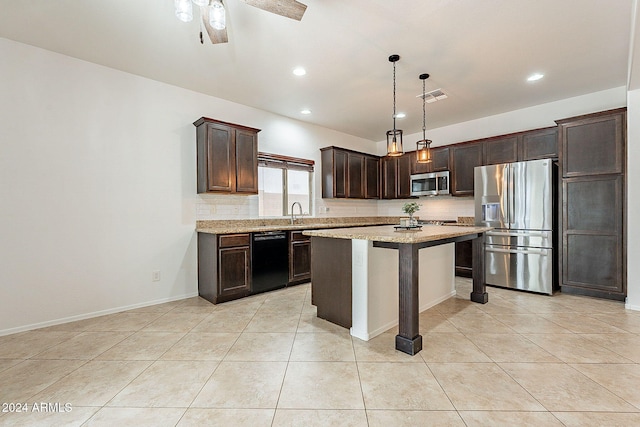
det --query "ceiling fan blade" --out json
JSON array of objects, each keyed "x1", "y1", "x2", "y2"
[
  {"x1": 201, "y1": 5, "x2": 228, "y2": 44},
  {"x1": 240, "y1": 0, "x2": 307, "y2": 21}
]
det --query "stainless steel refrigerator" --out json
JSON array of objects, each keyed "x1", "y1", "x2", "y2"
[{"x1": 474, "y1": 159, "x2": 556, "y2": 295}]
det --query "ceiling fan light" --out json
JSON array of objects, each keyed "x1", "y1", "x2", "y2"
[
  {"x1": 192, "y1": 0, "x2": 209, "y2": 6},
  {"x1": 209, "y1": 0, "x2": 226, "y2": 30},
  {"x1": 175, "y1": 0, "x2": 194, "y2": 22}
]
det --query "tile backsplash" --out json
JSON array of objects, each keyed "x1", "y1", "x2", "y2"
[{"x1": 196, "y1": 193, "x2": 474, "y2": 222}]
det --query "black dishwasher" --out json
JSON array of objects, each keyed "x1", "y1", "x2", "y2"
[{"x1": 251, "y1": 231, "x2": 289, "y2": 294}]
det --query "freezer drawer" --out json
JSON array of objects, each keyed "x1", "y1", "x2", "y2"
[
  {"x1": 485, "y1": 229, "x2": 552, "y2": 248},
  {"x1": 485, "y1": 244, "x2": 553, "y2": 295}
]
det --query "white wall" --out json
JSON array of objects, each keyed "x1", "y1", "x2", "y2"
[{"x1": 0, "y1": 38, "x2": 377, "y2": 334}]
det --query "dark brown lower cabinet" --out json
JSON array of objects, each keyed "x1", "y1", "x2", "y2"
[
  {"x1": 289, "y1": 231, "x2": 311, "y2": 285},
  {"x1": 198, "y1": 233, "x2": 251, "y2": 304},
  {"x1": 455, "y1": 240, "x2": 473, "y2": 277}
]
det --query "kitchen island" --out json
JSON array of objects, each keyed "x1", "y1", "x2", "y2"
[{"x1": 304, "y1": 224, "x2": 492, "y2": 355}]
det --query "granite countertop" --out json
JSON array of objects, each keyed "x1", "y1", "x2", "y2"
[
  {"x1": 196, "y1": 216, "x2": 402, "y2": 234},
  {"x1": 302, "y1": 224, "x2": 492, "y2": 244}
]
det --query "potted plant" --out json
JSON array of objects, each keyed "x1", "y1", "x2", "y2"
[{"x1": 402, "y1": 202, "x2": 421, "y2": 226}]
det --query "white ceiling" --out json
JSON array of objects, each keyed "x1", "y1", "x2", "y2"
[{"x1": 0, "y1": 0, "x2": 634, "y2": 141}]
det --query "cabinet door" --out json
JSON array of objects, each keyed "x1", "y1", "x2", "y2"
[
  {"x1": 218, "y1": 246, "x2": 251, "y2": 298},
  {"x1": 484, "y1": 136, "x2": 518, "y2": 165},
  {"x1": 381, "y1": 156, "x2": 397, "y2": 199},
  {"x1": 289, "y1": 231, "x2": 311, "y2": 284},
  {"x1": 431, "y1": 147, "x2": 450, "y2": 172},
  {"x1": 347, "y1": 153, "x2": 365, "y2": 198},
  {"x1": 562, "y1": 175, "x2": 624, "y2": 299},
  {"x1": 519, "y1": 127, "x2": 558, "y2": 160},
  {"x1": 451, "y1": 143, "x2": 483, "y2": 196},
  {"x1": 560, "y1": 112, "x2": 624, "y2": 177},
  {"x1": 334, "y1": 150, "x2": 348, "y2": 198},
  {"x1": 235, "y1": 129, "x2": 258, "y2": 193},
  {"x1": 397, "y1": 153, "x2": 412, "y2": 198},
  {"x1": 206, "y1": 123, "x2": 234, "y2": 192},
  {"x1": 364, "y1": 156, "x2": 380, "y2": 199}
]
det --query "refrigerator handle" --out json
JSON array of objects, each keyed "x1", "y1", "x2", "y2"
[
  {"x1": 508, "y1": 165, "x2": 515, "y2": 227},
  {"x1": 486, "y1": 247, "x2": 549, "y2": 256},
  {"x1": 501, "y1": 164, "x2": 509, "y2": 227}
]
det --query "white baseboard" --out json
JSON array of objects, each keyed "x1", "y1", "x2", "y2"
[
  {"x1": 0, "y1": 292, "x2": 199, "y2": 337},
  {"x1": 625, "y1": 299, "x2": 640, "y2": 312}
]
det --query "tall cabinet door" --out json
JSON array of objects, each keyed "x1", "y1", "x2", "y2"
[
  {"x1": 206, "y1": 123, "x2": 234, "y2": 192},
  {"x1": 381, "y1": 156, "x2": 397, "y2": 199},
  {"x1": 235, "y1": 129, "x2": 258, "y2": 193},
  {"x1": 451, "y1": 143, "x2": 484, "y2": 196},
  {"x1": 364, "y1": 156, "x2": 380, "y2": 199},
  {"x1": 347, "y1": 153, "x2": 364, "y2": 198},
  {"x1": 557, "y1": 108, "x2": 626, "y2": 300}
]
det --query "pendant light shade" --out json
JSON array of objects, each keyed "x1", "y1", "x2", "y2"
[
  {"x1": 416, "y1": 73, "x2": 432, "y2": 164},
  {"x1": 386, "y1": 55, "x2": 403, "y2": 157}
]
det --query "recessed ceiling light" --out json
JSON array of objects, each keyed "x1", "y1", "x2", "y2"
[
  {"x1": 293, "y1": 67, "x2": 306, "y2": 76},
  {"x1": 527, "y1": 73, "x2": 544, "y2": 82},
  {"x1": 394, "y1": 112, "x2": 406, "y2": 119},
  {"x1": 300, "y1": 109, "x2": 311, "y2": 115}
]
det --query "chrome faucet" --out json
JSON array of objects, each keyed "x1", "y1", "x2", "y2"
[{"x1": 290, "y1": 201, "x2": 303, "y2": 225}]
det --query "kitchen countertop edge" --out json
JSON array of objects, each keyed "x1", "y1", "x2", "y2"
[{"x1": 302, "y1": 224, "x2": 493, "y2": 244}]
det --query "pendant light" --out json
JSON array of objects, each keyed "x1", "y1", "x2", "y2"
[
  {"x1": 386, "y1": 54, "x2": 403, "y2": 157},
  {"x1": 416, "y1": 73, "x2": 433, "y2": 164}
]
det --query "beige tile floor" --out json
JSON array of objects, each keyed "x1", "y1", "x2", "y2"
[{"x1": 1, "y1": 278, "x2": 640, "y2": 426}]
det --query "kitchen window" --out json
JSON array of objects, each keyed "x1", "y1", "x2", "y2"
[{"x1": 258, "y1": 152, "x2": 314, "y2": 217}]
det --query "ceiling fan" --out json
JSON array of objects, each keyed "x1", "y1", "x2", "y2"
[{"x1": 175, "y1": 0, "x2": 308, "y2": 44}]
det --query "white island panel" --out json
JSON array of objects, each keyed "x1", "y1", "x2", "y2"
[{"x1": 351, "y1": 239, "x2": 455, "y2": 341}]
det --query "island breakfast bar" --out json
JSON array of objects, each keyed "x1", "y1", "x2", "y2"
[{"x1": 304, "y1": 224, "x2": 492, "y2": 355}]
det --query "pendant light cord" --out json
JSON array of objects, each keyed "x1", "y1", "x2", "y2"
[
  {"x1": 392, "y1": 60, "x2": 397, "y2": 133},
  {"x1": 422, "y1": 77, "x2": 426, "y2": 140}
]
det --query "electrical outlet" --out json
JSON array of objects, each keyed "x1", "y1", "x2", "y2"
[{"x1": 152, "y1": 270, "x2": 161, "y2": 282}]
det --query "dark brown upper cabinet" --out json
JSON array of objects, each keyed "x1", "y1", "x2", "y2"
[
  {"x1": 484, "y1": 135, "x2": 519, "y2": 165},
  {"x1": 194, "y1": 117, "x2": 260, "y2": 194},
  {"x1": 381, "y1": 153, "x2": 412, "y2": 199},
  {"x1": 519, "y1": 127, "x2": 558, "y2": 161},
  {"x1": 450, "y1": 142, "x2": 484, "y2": 196},
  {"x1": 557, "y1": 109, "x2": 625, "y2": 178},
  {"x1": 321, "y1": 147, "x2": 347, "y2": 198},
  {"x1": 321, "y1": 147, "x2": 379, "y2": 199}
]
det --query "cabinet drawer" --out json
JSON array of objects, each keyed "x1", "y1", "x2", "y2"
[
  {"x1": 290, "y1": 231, "x2": 311, "y2": 242},
  {"x1": 218, "y1": 233, "x2": 250, "y2": 248}
]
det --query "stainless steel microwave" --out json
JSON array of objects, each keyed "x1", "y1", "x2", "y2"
[{"x1": 410, "y1": 171, "x2": 450, "y2": 196}]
